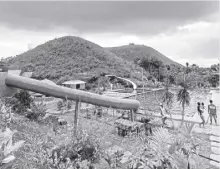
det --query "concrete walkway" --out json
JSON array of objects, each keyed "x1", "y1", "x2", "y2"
[
  {"x1": 208, "y1": 90, "x2": 220, "y2": 168},
  {"x1": 193, "y1": 90, "x2": 220, "y2": 168}
]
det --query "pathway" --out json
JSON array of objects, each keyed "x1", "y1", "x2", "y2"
[
  {"x1": 208, "y1": 90, "x2": 220, "y2": 168},
  {"x1": 193, "y1": 89, "x2": 220, "y2": 168}
]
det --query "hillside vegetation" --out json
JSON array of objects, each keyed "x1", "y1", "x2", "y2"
[
  {"x1": 2, "y1": 36, "x2": 192, "y2": 89},
  {"x1": 6, "y1": 36, "x2": 143, "y2": 82},
  {"x1": 107, "y1": 44, "x2": 182, "y2": 66}
]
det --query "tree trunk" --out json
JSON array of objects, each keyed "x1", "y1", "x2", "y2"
[{"x1": 74, "y1": 100, "x2": 79, "y2": 136}]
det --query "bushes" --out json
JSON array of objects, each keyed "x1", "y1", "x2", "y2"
[
  {"x1": 49, "y1": 130, "x2": 102, "y2": 168},
  {"x1": 11, "y1": 90, "x2": 33, "y2": 114},
  {"x1": 25, "y1": 101, "x2": 47, "y2": 122},
  {"x1": 57, "y1": 100, "x2": 63, "y2": 111},
  {"x1": 3, "y1": 90, "x2": 48, "y2": 122},
  {"x1": 57, "y1": 99, "x2": 72, "y2": 111}
]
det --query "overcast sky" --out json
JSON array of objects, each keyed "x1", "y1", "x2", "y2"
[{"x1": 0, "y1": 1, "x2": 219, "y2": 67}]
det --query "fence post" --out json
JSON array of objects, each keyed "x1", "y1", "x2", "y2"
[{"x1": 74, "y1": 100, "x2": 79, "y2": 136}]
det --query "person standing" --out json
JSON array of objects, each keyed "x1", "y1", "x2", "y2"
[
  {"x1": 159, "y1": 103, "x2": 168, "y2": 127},
  {"x1": 198, "y1": 102, "x2": 205, "y2": 128},
  {"x1": 208, "y1": 100, "x2": 218, "y2": 125}
]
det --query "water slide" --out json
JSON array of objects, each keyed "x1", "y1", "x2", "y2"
[
  {"x1": 0, "y1": 72, "x2": 140, "y2": 110},
  {"x1": 106, "y1": 75, "x2": 137, "y2": 90}
]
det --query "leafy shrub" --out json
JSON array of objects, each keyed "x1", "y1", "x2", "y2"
[
  {"x1": 57, "y1": 100, "x2": 63, "y2": 111},
  {"x1": 11, "y1": 90, "x2": 33, "y2": 114},
  {"x1": 48, "y1": 130, "x2": 102, "y2": 169},
  {"x1": 57, "y1": 99, "x2": 72, "y2": 111},
  {"x1": 25, "y1": 101, "x2": 47, "y2": 122}
]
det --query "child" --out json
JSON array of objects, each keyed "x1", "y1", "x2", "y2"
[{"x1": 159, "y1": 103, "x2": 168, "y2": 127}]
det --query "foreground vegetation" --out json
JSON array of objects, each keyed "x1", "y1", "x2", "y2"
[{"x1": 0, "y1": 89, "x2": 215, "y2": 169}]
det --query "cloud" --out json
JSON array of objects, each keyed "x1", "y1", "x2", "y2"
[
  {"x1": 0, "y1": 1, "x2": 218, "y2": 68},
  {"x1": 0, "y1": 25, "x2": 77, "y2": 58},
  {"x1": 0, "y1": 1, "x2": 218, "y2": 35},
  {"x1": 142, "y1": 20, "x2": 219, "y2": 66}
]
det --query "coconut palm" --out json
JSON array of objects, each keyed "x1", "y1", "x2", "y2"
[
  {"x1": 177, "y1": 83, "x2": 190, "y2": 126},
  {"x1": 177, "y1": 63, "x2": 191, "y2": 126},
  {"x1": 161, "y1": 65, "x2": 175, "y2": 128}
]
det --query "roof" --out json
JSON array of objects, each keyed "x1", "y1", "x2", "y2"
[
  {"x1": 62, "y1": 80, "x2": 86, "y2": 85},
  {"x1": 8, "y1": 70, "x2": 22, "y2": 76},
  {"x1": 22, "y1": 72, "x2": 33, "y2": 78},
  {"x1": 41, "y1": 79, "x2": 56, "y2": 85}
]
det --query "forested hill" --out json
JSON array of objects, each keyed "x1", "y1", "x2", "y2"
[
  {"x1": 6, "y1": 36, "x2": 142, "y2": 83},
  {"x1": 106, "y1": 44, "x2": 182, "y2": 66}
]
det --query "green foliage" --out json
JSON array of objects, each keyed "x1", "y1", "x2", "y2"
[
  {"x1": 7, "y1": 36, "x2": 135, "y2": 82},
  {"x1": 57, "y1": 99, "x2": 72, "y2": 111},
  {"x1": 57, "y1": 100, "x2": 63, "y2": 111},
  {"x1": 56, "y1": 75, "x2": 72, "y2": 85},
  {"x1": 177, "y1": 87, "x2": 190, "y2": 126},
  {"x1": 129, "y1": 123, "x2": 200, "y2": 169},
  {"x1": 108, "y1": 45, "x2": 178, "y2": 66},
  {"x1": 25, "y1": 101, "x2": 47, "y2": 122},
  {"x1": 177, "y1": 88, "x2": 190, "y2": 107},
  {"x1": 208, "y1": 74, "x2": 219, "y2": 87},
  {"x1": 45, "y1": 130, "x2": 102, "y2": 169},
  {"x1": 128, "y1": 127, "x2": 179, "y2": 169},
  {"x1": 11, "y1": 90, "x2": 33, "y2": 114},
  {"x1": 0, "y1": 103, "x2": 13, "y2": 126}
]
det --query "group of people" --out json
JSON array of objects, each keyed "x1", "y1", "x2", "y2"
[
  {"x1": 158, "y1": 99, "x2": 218, "y2": 128},
  {"x1": 197, "y1": 100, "x2": 218, "y2": 128}
]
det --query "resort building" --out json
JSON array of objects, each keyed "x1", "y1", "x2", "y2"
[{"x1": 62, "y1": 80, "x2": 86, "y2": 90}]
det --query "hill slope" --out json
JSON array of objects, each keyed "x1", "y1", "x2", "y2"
[
  {"x1": 7, "y1": 36, "x2": 140, "y2": 82},
  {"x1": 106, "y1": 44, "x2": 182, "y2": 66}
]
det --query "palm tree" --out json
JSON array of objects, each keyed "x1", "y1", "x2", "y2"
[
  {"x1": 177, "y1": 62, "x2": 191, "y2": 126},
  {"x1": 162, "y1": 65, "x2": 175, "y2": 128},
  {"x1": 177, "y1": 86, "x2": 190, "y2": 126}
]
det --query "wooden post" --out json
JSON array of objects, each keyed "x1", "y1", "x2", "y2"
[
  {"x1": 130, "y1": 109, "x2": 134, "y2": 122},
  {"x1": 74, "y1": 100, "x2": 79, "y2": 136},
  {"x1": 144, "y1": 90, "x2": 146, "y2": 114}
]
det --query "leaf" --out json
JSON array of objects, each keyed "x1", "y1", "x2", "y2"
[
  {"x1": 4, "y1": 140, "x2": 25, "y2": 156},
  {"x1": 2, "y1": 155, "x2": 15, "y2": 163},
  {"x1": 0, "y1": 128, "x2": 15, "y2": 146}
]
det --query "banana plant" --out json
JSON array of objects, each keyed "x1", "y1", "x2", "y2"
[{"x1": 0, "y1": 127, "x2": 25, "y2": 167}]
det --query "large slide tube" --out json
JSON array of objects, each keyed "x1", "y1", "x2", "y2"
[{"x1": 5, "y1": 73, "x2": 140, "y2": 110}]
